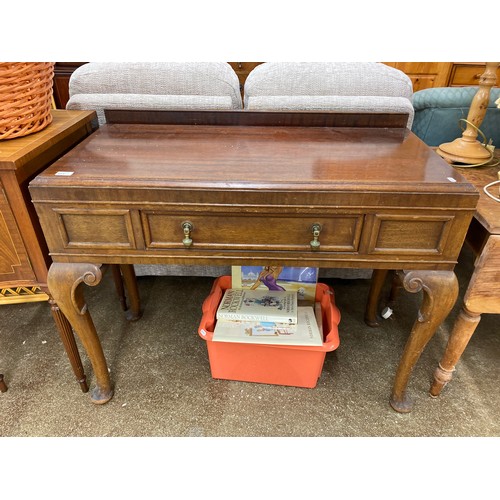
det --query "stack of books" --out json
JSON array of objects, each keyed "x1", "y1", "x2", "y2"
[{"x1": 213, "y1": 287, "x2": 324, "y2": 347}]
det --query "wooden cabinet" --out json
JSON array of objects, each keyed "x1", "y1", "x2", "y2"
[
  {"x1": 228, "y1": 62, "x2": 264, "y2": 91},
  {"x1": 0, "y1": 110, "x2": 97, "y2": 302},
  {"x1": 53, "y1": 63, "x2": 87, "y2": 109},
  {"x1": 0, "y1": 179, "x2": 38, "y2": 287},
  {"x1": 384, "y1": 62, "x2": 499, "y2": 91},
  {"x1": 383, "y1": 62, "x2": 453, "y2": 91}
]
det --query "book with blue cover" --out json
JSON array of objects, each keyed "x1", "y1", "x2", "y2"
[{"x1": 231, "y1": 266, "x2": 318, "y2": 305}]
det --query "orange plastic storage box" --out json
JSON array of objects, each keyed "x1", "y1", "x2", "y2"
[{"x1": 198, "y1": 276, "x2": 341, "y2": 388}]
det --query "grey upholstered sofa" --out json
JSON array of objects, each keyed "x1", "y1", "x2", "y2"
[
  {"x1": 67, "y1": 62, "x2": 243, "y2": 125},
  {"x1": 243, "y1": 62, "x2": 414, "y2": 128}
]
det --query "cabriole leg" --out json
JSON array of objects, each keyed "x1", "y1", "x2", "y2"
[
  {"x1": 48, "y1": 262, "x2": 113, "y2": 404},
  {"x1": 390, "y1": 270, "x2": 458, "y2": 413}
]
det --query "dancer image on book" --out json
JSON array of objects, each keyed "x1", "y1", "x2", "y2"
[{"x1": 250, "y1": 266, "x2": 285, "y2": 291}]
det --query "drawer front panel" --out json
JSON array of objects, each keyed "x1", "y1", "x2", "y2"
[
  {"x1": 449, "y1": 64, "x2": 500, "y2": 86},
  {"x1": 367, "y1": 214, "x2": 454, "y2": 255},
  {"x1": 55, "y1": 209, "x2": 136, "y2": 249},
  {"x1": 142, "y1": 211, "x2": 364, "y2": 252}
]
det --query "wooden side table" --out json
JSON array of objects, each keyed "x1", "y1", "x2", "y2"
[
  {"x1": 430, "y1": 161, "x2": 500, "y2": 396},
  {"x1": 29, "y1": 110, "x2": 479, "y2": 411},
  {"x1": 0, "y1": 109, "x2": 98, "y2": 392}
]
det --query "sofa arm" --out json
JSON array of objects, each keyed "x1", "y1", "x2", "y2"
[
  {"x1": 412, "y1": 87, "x2": 484, "y2": 111},
  {"x1": 412, "y1": 87, "x2": 500, "y2": 147}
]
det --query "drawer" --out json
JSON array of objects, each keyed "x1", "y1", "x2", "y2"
[
  {"x1": 141, "y1": 211, "x2": 364, "y2": 253},
  {"x1": 449, "y1": 64, "x2": 500, "y2": 86}
]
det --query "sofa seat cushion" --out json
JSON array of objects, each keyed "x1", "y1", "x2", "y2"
[
  {"x1": 67, "y1": 93, "x2": 236, "y2": 125},
  {"x1": 246, "y1": 95, "x2": 414, "y2": 128}
]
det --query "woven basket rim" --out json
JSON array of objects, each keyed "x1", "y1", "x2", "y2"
[{"x1": 0, "y1": 62, "x2": 55, "y2": 140}]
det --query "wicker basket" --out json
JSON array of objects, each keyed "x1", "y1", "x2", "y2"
[{"x1": 0, "y1": 62, "x2": 54, "y2": 140}]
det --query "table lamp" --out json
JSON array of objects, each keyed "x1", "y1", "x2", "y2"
[{"x1": 436, "y1": 62, "x2": 499, "y2": 166}]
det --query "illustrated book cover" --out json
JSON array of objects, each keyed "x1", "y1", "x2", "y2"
[
  {"x1": 216, "y1": 288, "x2": 297, "y2": 324},
  {"x1": 231, "y1": 266, "x2": 318, "y2": 305},
  {"x1": 213, "y1": 306, "x2": 323, "y2": 346}
]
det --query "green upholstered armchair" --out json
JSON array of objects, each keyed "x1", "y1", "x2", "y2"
[{"x1": 411, "y1": 86, "x2": 500, "y2": 148}]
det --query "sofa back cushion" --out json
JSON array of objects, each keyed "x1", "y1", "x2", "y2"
[
  {"x1": 67, "y1": 62, "x2": 243, "y2": 124},
  {"x1": 244, "y1": 62, "x2": 414, "y2": 128}
]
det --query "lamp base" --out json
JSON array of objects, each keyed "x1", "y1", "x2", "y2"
[{"x1": 436, "y1": 137, "x2": 490, "y2": 165}]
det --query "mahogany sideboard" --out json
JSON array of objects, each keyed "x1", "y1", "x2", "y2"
[
  {"x1": 0, "y1": 109, "x2": 98, "y2": 391},
  {"x1": 28, "y1": 110, "x2": 479, "y2": 412},
  {"x1": 430, "y1": 161, "x2": 500, "y2": 396}
]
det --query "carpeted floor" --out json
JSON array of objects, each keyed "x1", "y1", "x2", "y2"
[
  {"x1": 1, "y1": 243, "x2": 498, "y2": 497},
  {"x1": 1, "y1": 244, "x2": 499, "y2": 438}
]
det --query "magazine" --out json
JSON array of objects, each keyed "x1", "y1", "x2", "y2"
[
  {"x1": 231, "y1": 265, "x2": 318, "y2": 305},
  {"x1": 213, "y1": 306, "x2": 323, "y2": 346},
  {"x1": 216, "y1": 288, "x2": 297, "y2": 323}
]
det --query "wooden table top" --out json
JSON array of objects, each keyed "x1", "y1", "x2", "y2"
[
  {"x1": 454, "y1": 160, "x2": 500, "y2": 235},
  {"x1": 31, "y1": 121, "x2": 478, "y2": 202},
  {"x1": 0, "y1": 110, "x2": 97, "y2": 170}
]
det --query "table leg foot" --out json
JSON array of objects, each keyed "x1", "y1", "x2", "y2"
[
  {"x1": 91, "y1": 385, "x2": 114, "y2": 404},
  {"x1": 390, "y1": 270, "x2": 458, "y2": 412},
  {"x1": 0, "y1": 374, "x2": 7, "y2": 393},
  {"x1": 78, "y1": 377, "x2": 89, "y2": 393},
  {"x1": 390, "y1": 393, "x2": 413, "y2": 413}
]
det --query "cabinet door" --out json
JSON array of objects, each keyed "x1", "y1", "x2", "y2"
[{"x1": 0, "y1": 180, "x2": 37, "y2": 283}]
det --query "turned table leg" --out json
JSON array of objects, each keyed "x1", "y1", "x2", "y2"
[
  {"x1": 119, "y1": 264, "x2": 142, "y2": 321},
  {"x1": 430, "y1": 306, "x2": 481, "y2": 397},
  {"x1": 390, "y1": 270, "x2": 459, "y2": 413},
  {"x1": 111, "y1": 264, "x2": 128, "y2": 312},
  {"x1": 48, "y1": 262, "x2": 113, "y2": 404},
  {"x1": 364, "y1": 269, "x2": 388, "y2": 327}
]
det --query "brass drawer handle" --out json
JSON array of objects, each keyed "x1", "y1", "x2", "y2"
[
  {"x1": 310, "y1": 223, "x2": 322, "y2": 251},
  {"x1": 182, "y1": 221, "x2": 193, "y2": 247}
]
